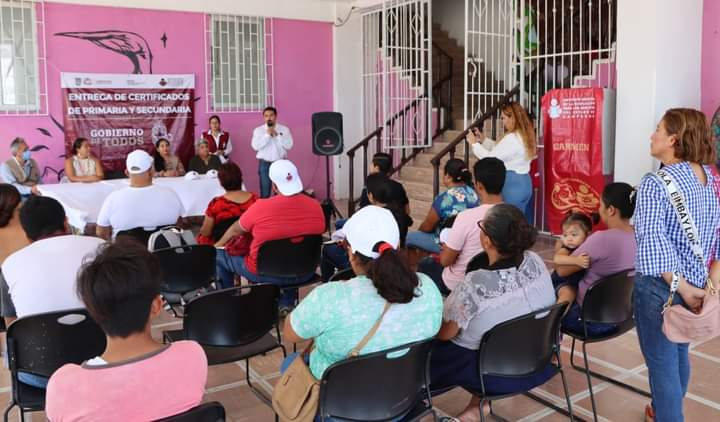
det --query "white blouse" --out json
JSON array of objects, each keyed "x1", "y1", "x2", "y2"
[{"x1": 471, "y1": 131, "x2": 531, "y2": 174}]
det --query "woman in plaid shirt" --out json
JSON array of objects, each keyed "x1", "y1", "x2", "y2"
[{"x1": 634, "y1": 108, "x2": 720, "y2": 422}]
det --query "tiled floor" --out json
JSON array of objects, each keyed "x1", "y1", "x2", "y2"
[{"x1": 2, "y1": 235, "x2": 720, "y2": 421}]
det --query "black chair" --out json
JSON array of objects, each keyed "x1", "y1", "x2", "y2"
[
  {"x1": 434, "y1": 303, "x2": 575, "y2": 422},
  {"x1": 318, "y1": 339, "x2": 437, "y2": 422},
  {"x1": 4, "y1": 309, "x2": 107, "y2": 422},
  {"x1": 560, "y1": 270, "x2": 650, "y2": 422},
  {"x1": 162, "y1": 284, "x2": 286, "y2": 407},
  {"x1": 153, "y1": 245, "x2": 217, "y2": 317},
  {"x1": 211, "y1": 217, "x2": 239, "y2": 242},
  {"x1": 154, "y1": 401, "x2": 225, "y2": 422},
  {"x1": 116, "y1": 226, "x2": 161, "y2": 246},
  {"x1": 256, "y1": 234, "x2": 323, "y2": 297}
]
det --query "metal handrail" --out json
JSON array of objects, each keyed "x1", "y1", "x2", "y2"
[
  {"x1": 346, "y1": 42, "x2": 455, "y2": 216},
  {"x1": 429, "y1": 85, "x2": 520, "y2": 197}
]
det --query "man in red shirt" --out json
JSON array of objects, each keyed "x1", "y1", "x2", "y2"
[{"x1": 215, "y1": 160, "x2": 325, "y2": 310}]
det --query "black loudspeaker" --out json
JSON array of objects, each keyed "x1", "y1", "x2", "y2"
[{"x1": 312, "y1": 112, "x2": 343, "y2": 156}]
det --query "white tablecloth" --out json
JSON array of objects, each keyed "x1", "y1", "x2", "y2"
[{"x1": 38, "y1": 177, "x2": 226, "y2": 230}]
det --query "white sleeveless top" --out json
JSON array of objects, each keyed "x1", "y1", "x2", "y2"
[{"x1": 72, "y1": 156, "x2": 97, "y2": 177}]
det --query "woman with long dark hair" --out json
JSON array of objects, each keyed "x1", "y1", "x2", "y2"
[
  {"x1": 406, "y1": 158, "x2": 479, "y2": 254},
  {"x1": 282, "y1": 205, "x2": 442, "y2": 390},
  {"x1": 430, "y1": 204, "x2": 556, "y2": 421},
  {"x1": 0, "y1": 184, "x2": 26, "y2": 324},
  {"x1": 153, "y1": 138, "x2": 185, "y2": 177}
]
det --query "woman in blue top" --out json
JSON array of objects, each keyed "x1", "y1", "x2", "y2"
[
  {"x1": 406, "y1": 158, "x2": 479, "y2": 254},
  {"x1": 634, "y1": 108, "x2": 720, "y2": 422}
]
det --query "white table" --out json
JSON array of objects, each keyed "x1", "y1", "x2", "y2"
[{"x1": 38, "y1": 177, "x2": 226, "y2": 230}]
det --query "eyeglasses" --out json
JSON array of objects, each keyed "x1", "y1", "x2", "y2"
[{"x1": 476, "y1": 219, "x2": 486, "y2": 234}]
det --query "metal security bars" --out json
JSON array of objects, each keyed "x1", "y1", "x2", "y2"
[
  {"x1": 464, "y1": 0, "x2": 517, "y2": 126},
  {"x1": 519, "y1": 0, "x2": 617, "y2": 124},
  {"x1": 0, "y1": 0, "x2": 47, "y2": 115},
  {"x1": 205, "y1": 14, "x2": 274, "y2": 113},
  {"x1": 361, "y1": 0, "x2": 432, "y2": 151}
]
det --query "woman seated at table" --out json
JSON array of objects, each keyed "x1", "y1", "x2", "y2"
[
  {"x1": 430, "y1": 204, "x2": 557, "y2": 421},
  {"x1": 197, "y1": 162, "x2": 256, "y2": 245},
  {"x1": 282, "y1": 205, "x2": 443, "y2": 391},
  {"x1": 153, "y1": 138, "x2": 185, "y2": 177},
  {"x1": 188, "y1": 139, "x2": 221, "y2": 175},
  {"x1": 406, "y1": 158, "x2": 479, "y2": 254},
  {"x1": 63, "y1": 138, "x2": 104, "y2": 183}
]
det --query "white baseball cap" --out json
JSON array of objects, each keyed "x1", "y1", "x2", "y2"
[
  {"x1": 343, "y1": 205, "x2": 399, "y2": 259},
  {"x1": 126, "y1": 150, "x2": 154, "y2": 174},
  {"x1": 269, "y1": 159, "x2": 303, "y2": 196}
]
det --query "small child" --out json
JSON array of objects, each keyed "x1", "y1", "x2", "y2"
[{"x1": 551, "y1": 212, "x2": 597, "y2": 291}]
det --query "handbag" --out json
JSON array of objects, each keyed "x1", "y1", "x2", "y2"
[
  {"x1": 653, "y1": 167, "x2": 720, "y2": 343},
  {"x1": 272, "y1": 302, "x2": 392, "y2": 422}
]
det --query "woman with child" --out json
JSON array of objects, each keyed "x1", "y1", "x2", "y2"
[{"x1": 552, "y1": 183, "x2": 637, "y2": 335}]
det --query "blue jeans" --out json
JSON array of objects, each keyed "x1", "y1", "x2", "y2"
[
  {"x1": 634, "y1": 274, "x2": 690, "y2": 422},
  {"x1": 405, "y1": 231, "x2": 440, "y2": 254},
  {"x1": 259, "y1": 159, "x2": 272, "y2": 198},
  {"x1": 216, "y1": 250, "x2": 313, "y2": 308},
  {"x1": 18, "y1": 372, "x2": 48, "y2": 389},
  {"x1": 320, "y1": 243, "x2": 350, "y2": 282},
  {"x1": 502, "y1": 171, "x2": 532, "y2": 221},
  {"x1": 417, "y1": 256, "x2": 449, "y2": 296}
]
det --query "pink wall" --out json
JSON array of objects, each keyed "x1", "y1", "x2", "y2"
[
  {"x1": 702, "y1": 0, "x2": 720, "y2": 118},
  {"x1": 0, "y1": 3, "x2": 334, "y2": 198}
]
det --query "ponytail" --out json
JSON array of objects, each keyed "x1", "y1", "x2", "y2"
[
  {"x1": 355, "y1": 242, "x2": 419, "y2": 304},
  {"x1": 445, "y1": 158, "x2": 472, "y2": 185}
]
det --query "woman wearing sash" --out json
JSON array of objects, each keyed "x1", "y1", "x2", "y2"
[{"x1": 634, "y1": 108, "x2": 720, "y2": 421}]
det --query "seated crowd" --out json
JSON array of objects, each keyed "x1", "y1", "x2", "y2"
[{"x1": 0, "y1": 105, "x2": 716, "y2": 422}]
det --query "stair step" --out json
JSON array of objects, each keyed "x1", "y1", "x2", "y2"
[
  {"x1": 402, "y1": 180, "x2": 441, "y2": 203},
  {"x1": 409, "y1": 199, "x2": 433, "y2": 219}
]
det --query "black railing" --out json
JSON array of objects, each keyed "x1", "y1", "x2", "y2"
[
  {"x1": 347, "y1": 42, "x2": 455, "y2": 216},
  {"x1": 429, "y1": 85, "x2": 520, "y2": 197}
]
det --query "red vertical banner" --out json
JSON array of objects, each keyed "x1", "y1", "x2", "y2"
[
  {"x1": 61, "y1": 73, "x2": 195, "y2": 173},
  {"x1": 542, "y1": 88, "x2": 605, "y2": 234}
]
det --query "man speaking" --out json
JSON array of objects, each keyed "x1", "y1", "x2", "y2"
[{"x1": 251, "y1": 106, "x2": 293, "y2": 198}]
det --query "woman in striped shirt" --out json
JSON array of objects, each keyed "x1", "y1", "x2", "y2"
[{"x1": 634, "y1": 108, "x2": 720, "y2": 422}]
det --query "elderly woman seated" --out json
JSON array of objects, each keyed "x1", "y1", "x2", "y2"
[
  {"x1": 188, "y1": 139, "x2": 222, "y2": 175},
  {"x1": 430, "y1": 204, "x2": 558, "y2": 421}
]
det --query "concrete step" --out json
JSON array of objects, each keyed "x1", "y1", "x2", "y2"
[
  {"x1": 411, "y1": 149, "x2": 477, "y2": 168},
  {"x1": 402, "y1": 180, "x2": 443, "y2": 203},
  {"x1": 409, "y1": 198, "x2": 433, "y2": 220}
]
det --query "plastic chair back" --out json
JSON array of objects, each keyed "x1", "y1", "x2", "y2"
[
  {"x1": 155, "y1": 401, "x2": 225, "y2": 422},
  {"x1": 319, "y1": 339, "x2": 434, "y2": 421},
  {"x1": 116, "y1": 227, "x2": 157, "y2": 245},
  {"x1": 256, "y1": 235, "x2": 322, "y2": 278},
  {"x1": 581, "y1": 270, "x2": 635, "y2": 325},
  {"x1": 478, "y1": 303, "x2": 566, "y2": 378},
  {"x1": 6, "y1": 309, "x2": 106, "y2": 378},
  {"x1": 154, "y1": 245, "x2": 217, "y2": 294},
  {"x1": 183, "y1": 285, "x2": 280, "y2": 346}
]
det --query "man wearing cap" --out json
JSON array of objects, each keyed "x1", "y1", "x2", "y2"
[
  {"x1": 215, "y1": 159, "x2": 324, "y2": 311},
  {"x1": 96, "y1": 150, "x2": 184, "y2": 240},
  {"x1": 251, "y1": 106, "x2": 293, "y2": 198}
]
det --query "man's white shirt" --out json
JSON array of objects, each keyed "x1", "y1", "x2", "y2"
[{"x1": 251, "y1": 124, "x2": 293, "y2": 162}]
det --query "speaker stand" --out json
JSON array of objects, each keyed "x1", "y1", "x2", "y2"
[{"x1": 321, "y1": 155, "x2": 343, "y2": 231}]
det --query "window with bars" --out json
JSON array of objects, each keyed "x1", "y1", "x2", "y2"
[
  {"x1": 208, "y1": 15, "x2": 273, "y2": 112},
  {"x1": 0, "y1": 1, "x2": 41, "y2": 113}
]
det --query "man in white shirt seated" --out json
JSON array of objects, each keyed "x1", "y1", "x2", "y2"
[
  {"x1": 251, "y1": 106, "x2": 293, "y2": 198},
  {"x1": 96, "y1": 150, "x2": 185, "y2": 241},
  {"x1": 1, "y1": 195, "x2": 105, "y2": 388}
]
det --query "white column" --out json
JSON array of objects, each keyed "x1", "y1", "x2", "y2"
[
  {"x1": 614, "y1": 0, "x2": 703, "y2": 185},
  {"x1": 332, "y1": 4, "x2": 364, "y2": 199}
]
